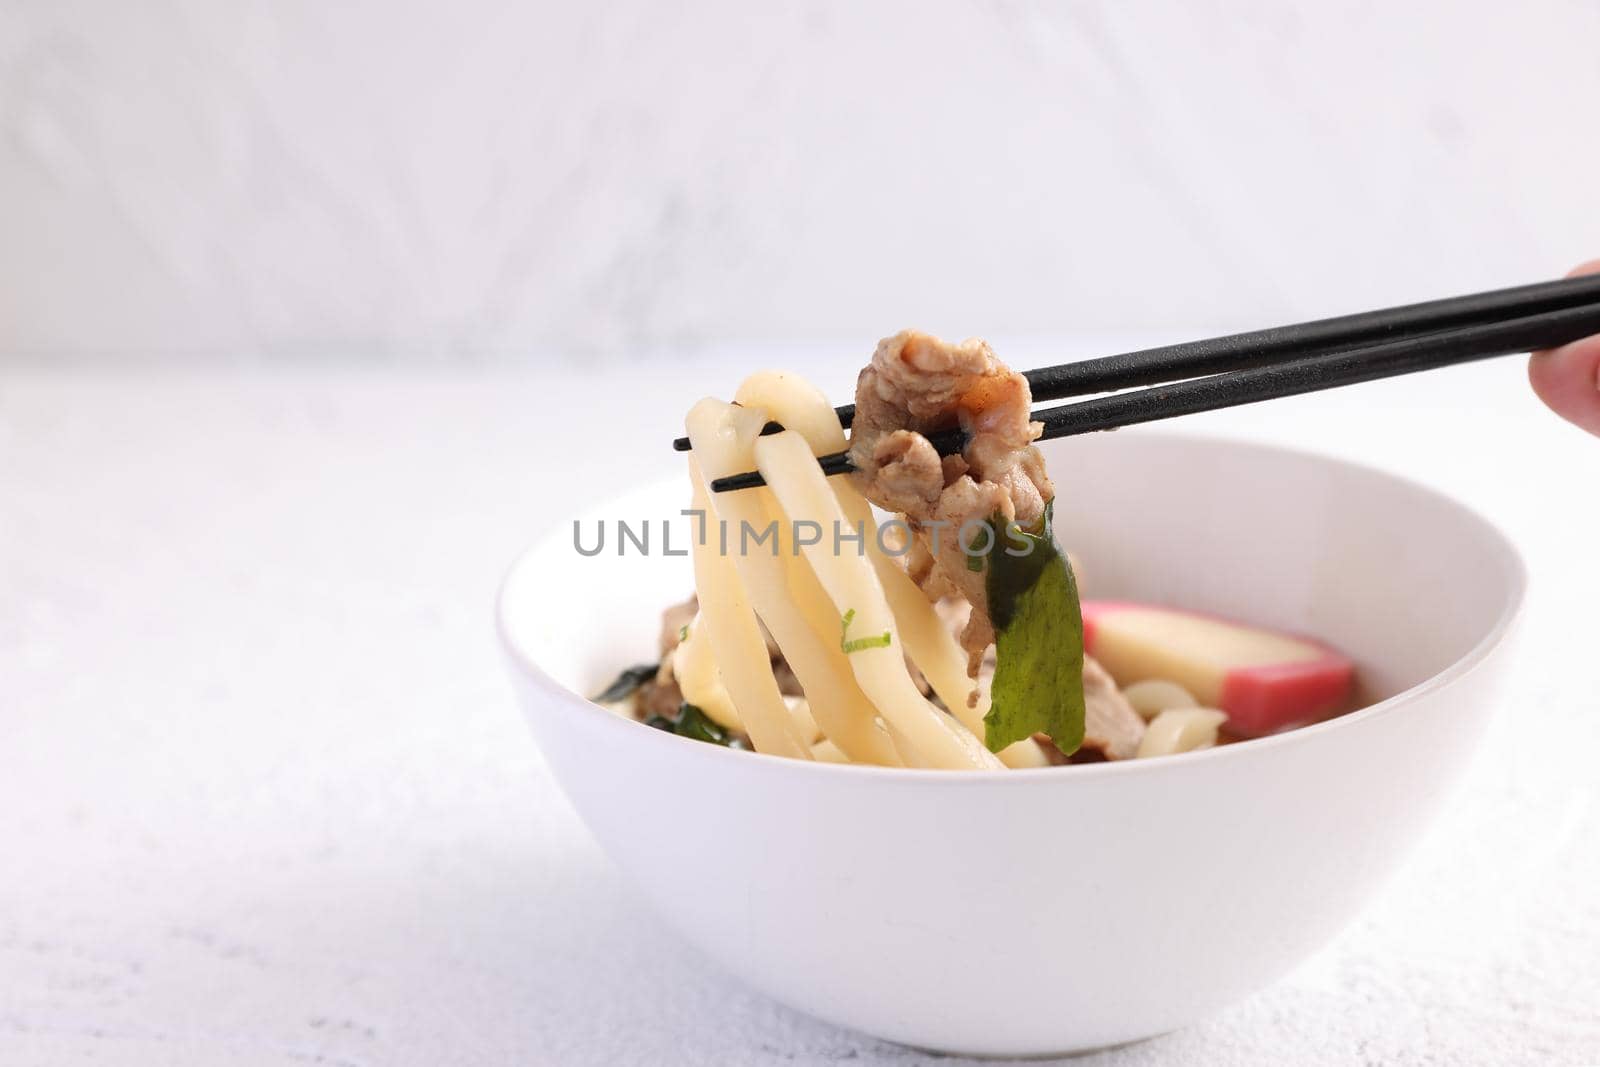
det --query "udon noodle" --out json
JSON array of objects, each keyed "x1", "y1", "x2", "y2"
[{"x1": 601, "y1": 332, "x2": 1359, "y2": 768}]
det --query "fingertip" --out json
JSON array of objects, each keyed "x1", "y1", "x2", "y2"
[
  {"x1": 1570, "y1": 259, "x2": 1600, "y2": 279},
  {"x1": 1529, "y1": 335, "x2": 1600, "y2": 438}
]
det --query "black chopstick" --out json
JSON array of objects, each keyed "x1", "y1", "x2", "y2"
[
  {"x1": 1028, "y1": 299, "x2": 1600, "y2": 438},
  {"x1": 1019, "y1": 271, "x2": 1600, "y2": 400},
  {"x1": 706, "y1": 299, "x2": 1600, "y2": 493},
  {"x1": 672, "y1": 272, "x2": 1600, "y2": 452}
]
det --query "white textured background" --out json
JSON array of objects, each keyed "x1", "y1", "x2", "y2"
[
  {"x1": 2, "y1": 1, "x2": 1600, "y2": 364},
  {"x1": 3, "y1": 359, "x2": 1600, "y2": 1066},
  {"x1": 4, "y1": 4, "x2": 1600, "y2": 1065}
]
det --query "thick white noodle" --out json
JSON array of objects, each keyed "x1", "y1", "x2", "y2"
[
  {"x1": 675, "y1": 615, "x2": 822, "y2": 740},
  {"x1": 1136, "y1": 708, "x2": 1227, "y2": 758},
  {"x1": 671, "y1": 613, "x2": 743, "y2": 730},
  {"x1": 811, "y1": 739, "x2": 850, "y2": 763},
  {"x1": 1121, "y1": 678, "x2": 1199, "y2": 721},
  {"x1": 783, "y1": 697, "x2": 822, "y2": 744},
  {"x1": 735, "y1": 374, "x2": 1048, "y2": 770},
  {"x1": 733, "y1": 372, "x2": 847, "y2": 454},
  {"x1": 754, "y1": 430, "x2": 1003, "y2": 771},
  {"x1": 685, "y1": 457, "x2": 813, "y2": 760},
  {"x1": 686, "y1": 398, "x2": 902, "y2": 766}
]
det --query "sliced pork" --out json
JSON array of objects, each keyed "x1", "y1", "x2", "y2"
[{"x1": 849, "y1": 330, "x2": 1054, "y2": 671}]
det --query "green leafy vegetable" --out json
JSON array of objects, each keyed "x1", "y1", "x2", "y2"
[
  {"x1": 645, "y1": 702, "x2": 742, "y2": 747},
  {"x1": 593, "y1": 662, "x2": 659, "y2": 703},
  {"x1": 673, "y1": 703, "x2": 739, "y2": 745},
  {"x1": 980, "y1": 501, "x2": 1086, "y2": 754},
  {"x1": 839, "y1": 608, "x2": 892, "y2": 654}
]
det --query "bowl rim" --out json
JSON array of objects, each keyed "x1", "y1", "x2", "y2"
[{"x1": 497, "y1": 430, "x2": 1527, "y2": 786}]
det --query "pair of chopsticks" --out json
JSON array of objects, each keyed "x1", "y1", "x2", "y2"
[{"x1": 680, "y1": 274, "x2": 1600, "y2": 493}]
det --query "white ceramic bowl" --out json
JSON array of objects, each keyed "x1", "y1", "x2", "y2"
[{"x1": 498, "y1": 432, "x2": 1524, "y2": 1057}]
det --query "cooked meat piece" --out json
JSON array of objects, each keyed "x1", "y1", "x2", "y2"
[
  {"x1": 862, "y1": 428, "x2": 946, "y2": 517},
  {"x1": 1036, "y1": 735, "x2": 1112, "y2": 766},
  {"x1": 771, "y1": 658, "x2": 805, "y2": 698},
  {"x1": 906, "y1": 538, "x2": 963, "y2": 602},
  {"x1": 1080, "y1": 656, "x2": 1145, "y2": 760},
  {"x1": 932, "y1": 595, "x2": 973, "y2": 637},
  {"x1": 850, "y1": 330, "x2": 1054, "y2": 671},
  {"x1": 852, "y1": 330, "x2": 1052, "y2": 524},
  {"x1": 633, "y1": 675, "x2": 686, "y2": 721}
]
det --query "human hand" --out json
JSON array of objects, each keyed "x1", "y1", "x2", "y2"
[{"x1": 1529, "y1": 260, "x2": 1600, "y2": 437}]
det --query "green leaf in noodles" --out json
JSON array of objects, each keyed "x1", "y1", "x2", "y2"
[
  {"x1": 672, "y1": 702, "x2": 739, "y2": 746},
  {"x1": 980, "y1": 501, "x2": 1087, "y2": 754},
  {"x1": 593, "y1": 662, "x2": 659, "y2": 703}
]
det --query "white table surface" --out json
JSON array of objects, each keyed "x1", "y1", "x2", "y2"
[{"x1": 3, "y1": 346, "x2": 1598, "y2": 1066}]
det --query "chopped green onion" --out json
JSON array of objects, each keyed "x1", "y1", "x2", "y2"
[
  {"x1": 678, "y1": 624, "x2": 689, "y2": 642},
  {"x1": 843, "y1": 634, "x2": 892, "y2": 653},
  {"x1": 840, "y1": 608, "x2": 892, "y2": 654}
]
